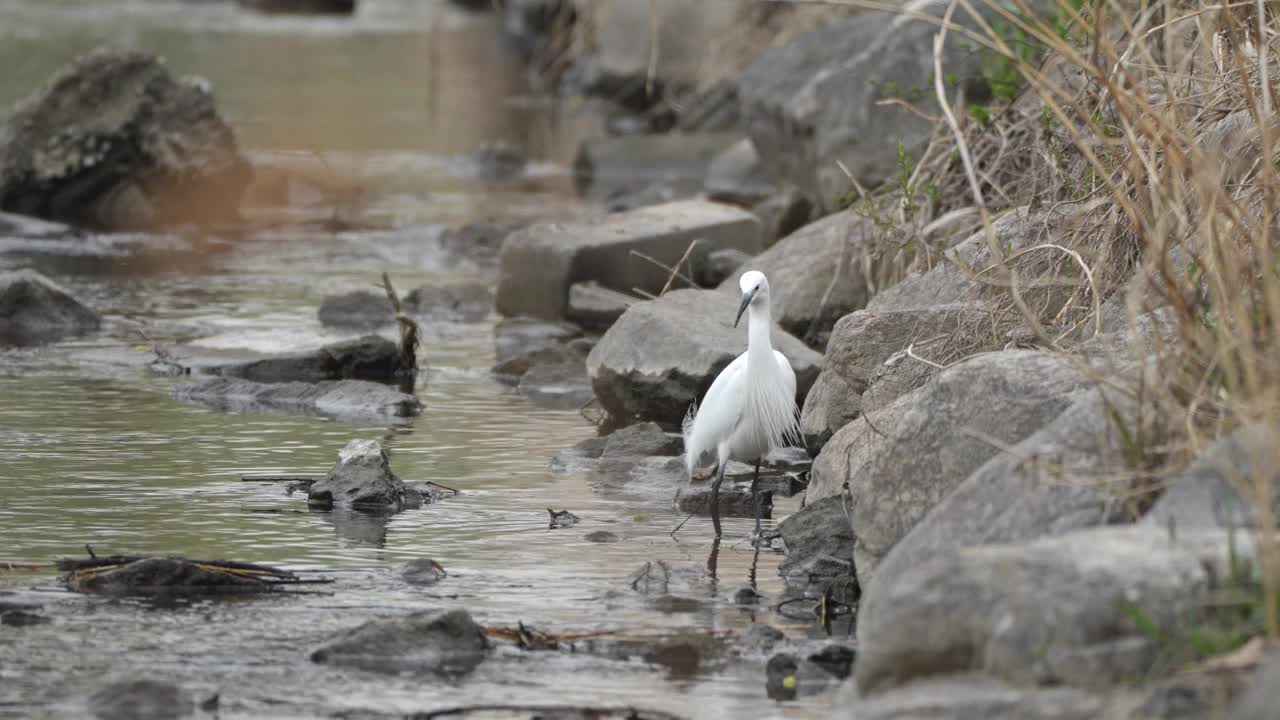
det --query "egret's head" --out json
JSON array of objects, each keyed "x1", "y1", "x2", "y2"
[{"x1": 735, "y1": 270, "x2": 769, "y2": 327}]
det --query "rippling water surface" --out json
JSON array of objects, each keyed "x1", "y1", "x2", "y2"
[{"x1": 0, "y1": 2, "x2": 835, "y2": 718}]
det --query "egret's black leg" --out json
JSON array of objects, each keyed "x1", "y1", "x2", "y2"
[
  {"x1": 710, "y1": 461, "x2": 727, "y2": 537},
  {"x1": 750, "y1": 459, "x2": 762, "y2": 536}
]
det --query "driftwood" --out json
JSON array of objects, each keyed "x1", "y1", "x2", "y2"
[
  {"x1": 56, "y1": 550, "x2": 331, "y2": 597},
  {"x1": 382, "y1": 272, "x2": 420, "y2": 384}
]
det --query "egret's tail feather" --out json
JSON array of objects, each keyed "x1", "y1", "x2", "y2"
[{"x1": 682, "y1": 400, "x2": 699, "y2": 476}]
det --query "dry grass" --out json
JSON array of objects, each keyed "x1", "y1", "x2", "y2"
[{"x1": 846, "y1": 0, "x2": 1280, "y2": 638}]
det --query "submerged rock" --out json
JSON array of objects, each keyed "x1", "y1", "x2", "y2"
[
  {"x1": 307, "y1": 439, "x2": 409, "y2": 510},
  {"x1": 0, "y1": 269, "x2": 100, "y2": 346},
  {"x1": 172, "y1": 377, "x2": 421, "y2": 423},
  {"x1": 463, "y1": 141, "x2": 527, "y2": 181},
  {"x1": 400, "y1": 558, "x2": 447, "y2": 587},
  {"x1": 437, "y1": 221, "x2": 524, "y2": 266},
  {"x1": 316, "y1": 290, "x2": 393, "y2": 330},
  {"x1": 0, "y1": 49, "x2": 249, "y2": 230},
  {"x1": 65, "y1": 557, "x2": 270, "y2": 598},
  {"x1": 89, "y1": 678, "x2": 195, "y2": 720},
  {"x1": 675, "y1": 484, "x2": 772, "y2": 519},
  {"x1": 586, "y1": 288, "x2": 820, "y2": 426},
  {"x1": 601, "y1": 422, "x2": 682, "y2": 458},
  {"x1": 517, "y1": 357, "x2": 593, "y2": 409},
  {"x1": 310, "y1": 608, "x2": 488, "y2": 676},
  {"x1": 404, "y1": 283, "x2": 493, "y2": 323},
  {"x1": 211, "y1": 335, "x2": 408, "y2": 384},
  {"x1": 496, "y1": 199, "x2": 762, "y2": 321}
]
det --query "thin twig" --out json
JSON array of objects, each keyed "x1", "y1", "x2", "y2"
[
  {"x1": 660, "y1": 239, "x2": 700, "y2": 296},
  {"x1": 629, "y1": 250, "x2": 698, "y2": 289}
]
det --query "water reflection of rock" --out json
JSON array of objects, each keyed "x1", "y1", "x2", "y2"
[{"x1": 322, "y1": 507, "x2": 392, "y2": 548}]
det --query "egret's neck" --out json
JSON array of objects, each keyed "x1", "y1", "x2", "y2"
[{"x1": 746, "y1": 301, "x2": 774, "y2": 365}]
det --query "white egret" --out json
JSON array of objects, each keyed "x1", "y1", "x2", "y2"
[{"x1": 683, "y1": 270, "x2": 800, "y2": 537}]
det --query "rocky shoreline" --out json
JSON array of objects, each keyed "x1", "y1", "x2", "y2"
[{"x1": 2, "y1": 1, "x2": 1279, "y2": 718}]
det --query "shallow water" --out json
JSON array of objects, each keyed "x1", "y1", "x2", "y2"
[{"x1": 0, "y1": 2, "x2": 840, "y2": 718}]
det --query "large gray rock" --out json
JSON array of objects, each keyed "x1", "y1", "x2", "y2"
[
  {"x1": 870, "y1": 388, "x2": 1141, "y2": 597},
  {"x1": 718, "y1": 211, "x2": 870, "y2": 343},
  {"x1": 809, "y1": 351, "x2": 1090, "y2": 577},
  {"x1": 310, "y1": 608, "x2": 488, "y2": 675},
  {"x1": 704, "y1": 138, "x2": 778, "y2": 206},
  {"x1": 737, "y1": 2, "x2": 1050, "y2": 208},
  {"x1": 836, "y1": 674, "x2": 1105, "y2": 719},
  {"x1": 1231, "y1": 650, "x2": 1280, "y2": 720},
  {"x1": 587, "y1": 1, "x2": 749, "y2": 89},
  {"x1": 751, "y1": 188, "x2": 815, "y2": 247},
  {"x1": 172, "y1": 377, "x2": 421, "y2": 423},
  {"x1": 0, "y1": 269, "x2": 101, "y2": 345},
  {"x1": 799, "y1": 304, "x2": 988, "y2": 450},
  {"x1": 0, "y1": 49, "x2": 249, "y2": 230},
  {"x1": 307, "y1": 439, "x2": 407, "y2": 510},
  {"x1": 496, "y1": 199, "x2": 762, "y2": 320},
  {"x1": 211, "y1": 335, "x2": 407, "y2": 384},
  {"x1": 566, "y1": 281, "x2": 631, "y2": 331},
  {"x1": 1144, "y1": 424, "x2": 1274, "y2": 532},
  {"x1": 574, "y1": 133, "x2": 742, "y2": 202},
  {"x1": 586, "y1": 288, "x2": 821, "y2": 426},
  {"x1": 855, "y1": 526, "x2": 1208, "y2": 693}
]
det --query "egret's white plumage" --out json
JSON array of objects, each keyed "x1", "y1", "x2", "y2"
[{"x1": 682, "y1": 270, "x2": 799, "y2": 535}]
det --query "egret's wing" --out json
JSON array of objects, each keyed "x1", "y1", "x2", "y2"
[
  {"x1": 772, "y1": 350, "x2": 802, "y2": 447},
  {"x1": 683, "y1": 352, "x2": 747, "y2": 474}
]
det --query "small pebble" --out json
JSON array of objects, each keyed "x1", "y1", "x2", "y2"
[
  {"x1": 733, "y1": 587, "x2": 763, "y2": 605},
  {"x1": 584, "y1": 530, "x2": 619, "y2": 543}
]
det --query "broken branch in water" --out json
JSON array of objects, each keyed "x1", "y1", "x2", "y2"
[{"x1": 382, "y1": 272, "x2": 420, "y2": 379}]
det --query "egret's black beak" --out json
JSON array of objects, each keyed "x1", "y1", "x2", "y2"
[{"x1": 734, "y1": 288, "x2": 757, "y2": 328}]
